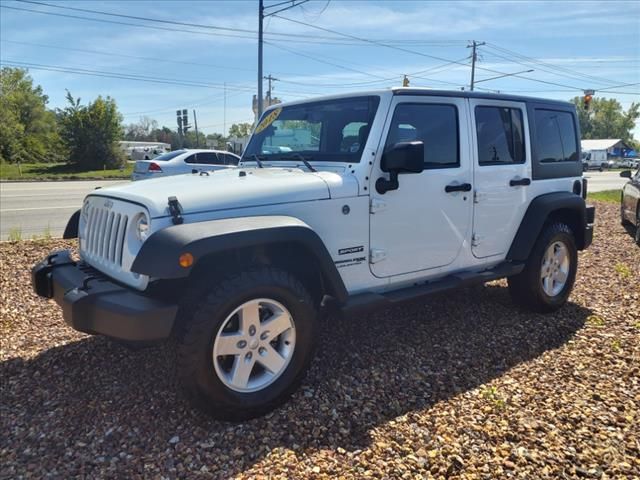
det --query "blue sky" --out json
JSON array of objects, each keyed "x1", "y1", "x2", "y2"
[{"x1": 1, "y1": 0, "x2": 639, "y2": 137}]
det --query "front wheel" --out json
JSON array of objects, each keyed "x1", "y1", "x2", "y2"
[
  {"x1": 508, "y1": 222, "x2": 578, "y2": 313},
  {"x1": 176, "y1": 267, "x2": 318, "y2": 420}
]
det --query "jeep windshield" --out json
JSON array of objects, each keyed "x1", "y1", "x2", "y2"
[{"x1": 243, "y1": 96, "x2": 380, "y2": 163}]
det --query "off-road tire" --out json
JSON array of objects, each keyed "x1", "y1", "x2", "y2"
[
  {"x1": 176, "y1": 267, "x2": 317, "y2": 421},
  {"x1": 508, "y1": 222, "x2": 578, "y2": 313},
  {"x1": 635, "y1": 210, "x2": 640, "y2": 246}
]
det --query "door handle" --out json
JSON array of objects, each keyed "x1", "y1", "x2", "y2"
[
  {"x1": 509, "y1": 177, "x2": 531, "y2": 187},
  {"x1": 445, "y1": 182, "x2": 472, "y2": 193}
]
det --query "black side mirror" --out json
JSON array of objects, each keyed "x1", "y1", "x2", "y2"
[
  {"x1": 620, "y1": 170, "x2": 632, "y2": 178},
  {"x1": 376, "y1": 141, "x2": 424, "y2": 194}
]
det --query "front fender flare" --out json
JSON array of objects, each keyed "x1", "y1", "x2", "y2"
[
  {"x1": 131, "y1": 215, "x2": 348, "y2": 303},
  {"x1": 63, "y1": 210, "x2": 81, "y2": 239}
]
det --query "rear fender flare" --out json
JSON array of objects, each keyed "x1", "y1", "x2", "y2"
[{"x1": 507, "y1": 192, "x2": 588, "y2": 261}]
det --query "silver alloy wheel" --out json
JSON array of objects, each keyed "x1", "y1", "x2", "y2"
[
  {"x1": 540, "y1": 241, "x2": 570, "y2": 297},
  {"x1": 212, "y1": 298, "x2": 296, "y2": 393}
]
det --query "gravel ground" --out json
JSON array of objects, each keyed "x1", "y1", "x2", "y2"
[{"x1": 1, "y1": 201, "x2": 638, "y2": 479}]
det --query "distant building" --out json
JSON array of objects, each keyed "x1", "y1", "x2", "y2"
[
  {"x1": 581, "y1": 139, "x2": 635, "y2": 159},
  {"x1": 118, "y1": 141, "x2": 171, "y2": 160}
]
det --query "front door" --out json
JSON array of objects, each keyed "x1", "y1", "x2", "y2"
[
  {"x1": 369, "y1": 96, "x2": 472, "y2": 278},
  {"x1": 469, "y1": 99, "x2": 531, "y2": 258}
]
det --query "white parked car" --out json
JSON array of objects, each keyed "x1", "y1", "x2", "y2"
[
  {"x1": 132, "y1": 149, "x2": 240, "y2": 181},
  {"x1": 34, "y1": 88, "x2": 595, "y2": 421}
]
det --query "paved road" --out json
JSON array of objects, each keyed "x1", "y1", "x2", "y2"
[
  {"x1": 0, "y1": 180, "x2": 126, "y2": 240},
  {"x1": 0, "y1": 171, "x2": 629, "y2": 240},
  {"x1": 583, "y1": 170, "x2": 629, "y2": 193}
]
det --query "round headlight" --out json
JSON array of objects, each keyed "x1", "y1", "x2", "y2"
[{"x1": 135, "y1": 213, "x2": 150, "y2": 241}]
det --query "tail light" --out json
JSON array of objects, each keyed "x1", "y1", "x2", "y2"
[
  {"x1": 582, "y1": 177, "x2": 588, "y2": 199},
  {"x1": 148, "y1": 162, "x2": 162, "y2": 173}
]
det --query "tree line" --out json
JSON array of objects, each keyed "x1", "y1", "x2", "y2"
[
  {"x1": 1, "y1": 67, "x2": 638, "y2": 171},
  {"x1": 122, "y1": 116, "x2": 253, "y2": 153},
  {"x1": 0, "y1": 67, "x2": 252, "y2": 170}
]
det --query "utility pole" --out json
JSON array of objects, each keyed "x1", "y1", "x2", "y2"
[
  {"x1": 223, "y1": 82, "x2": 226, "y2": 137},
  {"x1": 467, "y1": 40, "x2": 486, "y2": 91},
  {"x1": 264, "y1": 74, "x2": 279, "y2": 105},
  {"x1": 258, "y1": 0, "x2": 309, "y2": 118},
  {"x1": 193, "y1": 109, "x2": 199, "y2": 147},
  {"x1": 258, "y1": 0, "x2": 264, "y2": 118}
]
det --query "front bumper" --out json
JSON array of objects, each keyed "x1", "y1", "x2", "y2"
[{"x1": 31, "y1": 250, "x2": 177, "y2": 341}]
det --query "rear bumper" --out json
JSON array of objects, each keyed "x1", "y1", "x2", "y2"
[
  {"x1": 31, "y1": 250, "x2": 177, "y2": 341},
  {"x1": 583, "y1": 205, "x2": 595, "y2": 249}
]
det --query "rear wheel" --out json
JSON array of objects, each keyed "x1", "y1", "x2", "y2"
[
  {"x1": 635, "y1": 210, "x2": 640, "y2": 246},
  {"x1": 176, "y1": 267, "x2": 318, "y2": 420},
  {"x1": 508, "y1": 222, "x2": 578, "y2": 313}
]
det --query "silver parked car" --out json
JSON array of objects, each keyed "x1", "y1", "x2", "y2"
[{"x1": 132, "y1": 149, "x2": 240, "y2": 181}]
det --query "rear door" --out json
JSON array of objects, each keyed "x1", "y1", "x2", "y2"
[{"x1": 470, "y1": 99, "x2": 531, "y2": 258}]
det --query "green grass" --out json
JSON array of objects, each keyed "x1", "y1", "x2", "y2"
[
  {"x1": 7, "y1": 227, "x2": 22, "y2": 242},
  {"x1": 0, "y1": 162, "x2": 133, "y2": 181},
  {"x1": 587, "y1": 189, "x2": 620, "y2": 204}
]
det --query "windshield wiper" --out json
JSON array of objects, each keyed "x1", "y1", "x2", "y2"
[{"x1": 279, "y1": 153, "x2": 317, "y2": 172}]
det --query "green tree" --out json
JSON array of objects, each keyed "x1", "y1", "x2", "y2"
[
  {"x1": 206, "y1": 132, "x2": 227, "y2": 149},
  {"x1": 0, "y1": 67, "x2": 61, "y2": 163},
  {"x1": 57, "y1": 91, "x2": 125, "y2": 170},
  {"x1": 124, "y1": 116, "x2": 159, "y2": 141},
  {"x1": 183, "y1": 130, "x2": 207, "y2": 149},
  {"x1": 571, "y1": 96, "x2": 639, "y2": 142},
  {"x1": 228, "y1": 122, "x2": 253, "y2": 138}
]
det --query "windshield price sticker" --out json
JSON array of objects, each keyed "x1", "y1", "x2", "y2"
[{"x1": 254, "y1": 108, "x2": 282, "y2": 134}]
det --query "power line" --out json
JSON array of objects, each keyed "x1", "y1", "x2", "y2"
[
  {"x1": 121, "y1": 90, "x2": 248, "y2": 118},
  {"x1": 264, "y1": 41, "x2": 390, "y2": 79},
  {"x1": 0, "y1": 60, "x2": 257, "y2": 91},
  {"x1": 597, "y1": 82, "x2": 640, "y2": 91},
  {"x1": 6, "y1": 1, "x2": 468, "y2": 47},
  {"x1": 15, "y1": 0, "x2": 339, "y2": 41},
  {"x1": 271, "y1": 15, "x2": 601, "y2": 92},
  {"x1": 484, "y1": 43, "x2": 624, "y2": 87},
  {"x1": 0, "y1": 4, "x2": 353, "y2": 46},
  {"x1": 0, "y1": 39, "x2": 258, "y2": 73}
]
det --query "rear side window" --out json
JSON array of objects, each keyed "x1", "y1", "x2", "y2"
[
  {"x1": 153, "y1": 149, "x2": 185, "y2": 161},
  {"x1": 475, "y1": 106, "x2": 525, "y2": 166},
  {"x1": 196, "y1": 152, "x2": 222, "y2": 165},
  {"x1": 534, "y1": 110, "x2": 578, "y2": 163},
  {"x1": 385, "y1": 103, "x2": 459, "y2": 169},
  {"x1": 223, "y1": 153, "x2": 239, "y2": 165}
]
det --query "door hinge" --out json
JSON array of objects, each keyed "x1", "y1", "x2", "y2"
[
  {"x1": 370, "y1": 198, "x2": 387, "y2": 214},
  {"x1": 473, "y1": 190, "x2": 487, "y2": 204},
  {"x1": 369, "y1": 248, "x2": 387, "y2": 264},
  {"x1": 472, "y1": 233, "x2": 484, "y2": 247}
]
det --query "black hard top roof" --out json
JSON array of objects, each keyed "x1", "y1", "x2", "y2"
[{"x1": 393, "y1": 87, "x2": 572, "y2": 107}]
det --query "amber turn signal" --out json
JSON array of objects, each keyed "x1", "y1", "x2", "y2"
[{"x1": 179, "y1": 252, "x2": 194, "y2": 268}]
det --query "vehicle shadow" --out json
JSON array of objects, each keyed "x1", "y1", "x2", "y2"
[
  {"x1": 1, "y1": 282, "x2": 591, "y2": 478},
  {"x1": 622, "y1": 222, "x2": 639, "y2": 244}
]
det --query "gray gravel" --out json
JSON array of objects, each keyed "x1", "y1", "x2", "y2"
[{"x1": 1, "y1": 201, "x2": 638, "y2": 479}]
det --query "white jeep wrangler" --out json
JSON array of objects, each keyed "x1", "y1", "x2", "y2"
[{"x1": 33, "y1": 88, "x2": 595, "y2": 420}]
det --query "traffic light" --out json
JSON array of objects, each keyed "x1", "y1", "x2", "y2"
[
  {"x1": 176, "y1": 110, "x2": 183, "y2": 135},
  {"x1": 403, "y1": 75, "x2": 410, "y2": 87},
  {"x1": 182, "y1": 109, "x2": 190, "y2": 133},
  {"x1": 583, "y1": 90, "x2": 594, "y2": 110}
]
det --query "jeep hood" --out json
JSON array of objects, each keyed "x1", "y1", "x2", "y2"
[{"x1": 91, "y1": 167, "x2": 355, "y2": 218}]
